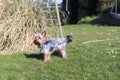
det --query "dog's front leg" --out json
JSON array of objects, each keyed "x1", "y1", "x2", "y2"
[{"x1": 43, "y1": 54, "x2": 51, "y2": 63}]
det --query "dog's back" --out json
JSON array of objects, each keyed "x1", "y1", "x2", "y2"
[{"x1": 40, "y1": 36, "x2": 72, "y2": 54}]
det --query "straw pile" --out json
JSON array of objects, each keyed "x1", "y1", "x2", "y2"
[{"x1": 0, "y1": 0, "x2": 58, "y2": 54}]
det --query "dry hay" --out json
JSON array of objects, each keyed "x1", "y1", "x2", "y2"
[{"x1": 0, "y1": 0, "x2": 59, "y2": 54}]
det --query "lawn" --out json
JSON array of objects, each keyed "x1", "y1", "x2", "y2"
[{"x1": 0, "y1": 24, "x2": 120, "y2": 80}]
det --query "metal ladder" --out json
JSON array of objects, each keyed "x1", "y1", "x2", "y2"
[
  {"x1": 41, "y1": 1, "x2": 59, "y2": 27},
  {"x1": 41, "y1": 0, "x2": 63, "y2": 37}
]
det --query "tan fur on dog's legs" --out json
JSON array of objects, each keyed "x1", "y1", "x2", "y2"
[
  {"x1": 48, "y1": 54, "x2": 51, "y2": 61},
  {"x1": 43, "y1": 54, "x2": 48, "y2": 63},
  {"x1": 59, "y1": 49, "x2": 67, "y2": 58},
  {"x1": 43, "y1": 54, "x2": 51, "y2": 63}
]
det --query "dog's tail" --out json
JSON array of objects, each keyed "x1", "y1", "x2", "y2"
[{"x1": 66, "y1": 35, "x2": 73, "y2": 43}]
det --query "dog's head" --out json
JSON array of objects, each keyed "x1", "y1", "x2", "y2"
[{"x1": 33, "y1": 31, "x2": 47, "y2": 47}]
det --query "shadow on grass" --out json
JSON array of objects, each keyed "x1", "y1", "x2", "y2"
[
  {"x1": 90, "y1": 14, "x2": 120, "y2": 26},
  {"x1": 24, "y1": 51, "x2": 62, "y2": 60},
  {"x1": 24, "y1": 53, "x2": 44, "y2": 60}
]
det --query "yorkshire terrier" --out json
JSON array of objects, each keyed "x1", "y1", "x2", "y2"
[{"x1": 33, "y1": 31, "x2": 73, "y2": 63}]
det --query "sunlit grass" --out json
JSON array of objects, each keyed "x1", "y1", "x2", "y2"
[{"x1": 0, "y1": 24, "x2": 120, "y2": 80}]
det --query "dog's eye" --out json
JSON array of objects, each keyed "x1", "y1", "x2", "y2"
[
  {"x1": 35, "y1": 37, "x2": 39, "y2": 39},
  {"x1": 39, "y1": 37, "x2": 41, "y2": 39}
]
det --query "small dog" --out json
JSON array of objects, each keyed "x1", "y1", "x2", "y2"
[{"x1": 33, "y1": 31, "x2": 73, "y2": 63}]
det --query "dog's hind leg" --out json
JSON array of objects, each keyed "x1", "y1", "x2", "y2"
[{"x1": 59, "y1": 49, "x2": 67, "y2": 58}]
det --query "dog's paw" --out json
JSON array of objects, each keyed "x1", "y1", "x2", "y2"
[
  {"x1": 43, "y1": 60, "x2": 48, "y2": 63},
  {"x1": 62, "y1": 56, "x2": 67, "y2": 59}
]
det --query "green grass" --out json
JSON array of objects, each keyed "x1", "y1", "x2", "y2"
[{"x1": 0, "y1": 24, "x2": 120, "y2": 80}]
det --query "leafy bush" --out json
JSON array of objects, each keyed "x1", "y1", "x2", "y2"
[{"x1": 78, "y1": 16, "x2": 99, "y2": 24}]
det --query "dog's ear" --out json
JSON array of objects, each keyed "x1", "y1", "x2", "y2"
[
  {"x1": 41, "y1": 30, "x2": 46, "y2": 37},
  {"x1": 33, "y1": 31, "x2": 38, "y2": 35},
  {"x1": 33, "y1": 31, "x2": 36, "y2": 34},
  {"x1": 33, "y1": 31, "x2": 36, "y2": 37},
  {"x1": 33, "y1": 31, "x2": 41, "y2": 36},
  {"x1": 41, "y1": 30, "x2": 47, "y2": 41}
]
